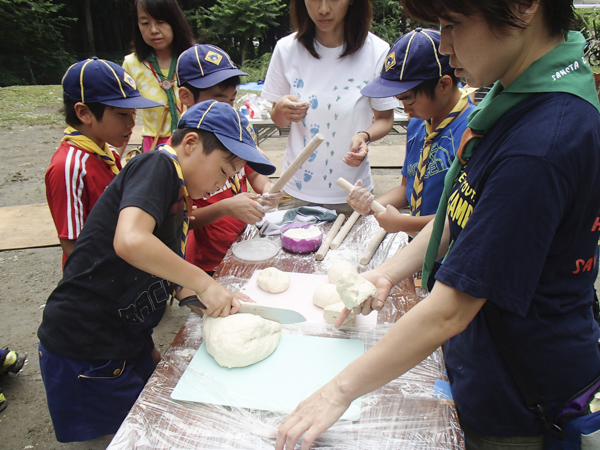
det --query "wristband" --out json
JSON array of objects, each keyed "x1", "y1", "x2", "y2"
[{"x1": 358, "y1": 130, "x2": 371, "y2": 144}]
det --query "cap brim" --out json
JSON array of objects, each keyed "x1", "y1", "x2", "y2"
[
  {"x1": 102, "y1": 96, "x2": 163, "y2": 109},
  {"x1": 186, "y1": 69, "x2": 248, "y2": 89},
  {"x1": 360, "y1": 77, "x2": 424, "y2": 98},
  {"x1": 214, "y1": 133, "x2": 276, "y2": 176}
]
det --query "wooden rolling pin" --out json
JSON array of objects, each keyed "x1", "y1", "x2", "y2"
[
  {"x1": 330, "y1": 211, "x2": 360, "y2": 250},
  {"x1": 268, "y1": 134, "x2": 325, "y2": 193},
  {"x1": 360, "y1": 227, "x2": 387, "y2": 265},
  {"x1": 315, "y1": 213, "x2": 346, "y2": 261},
  {"x1": 336, "y1": 177, "x2": 386, "y2": 213}
]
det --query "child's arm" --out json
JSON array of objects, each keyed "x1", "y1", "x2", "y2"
[
  {"x1": 247, "y1": 172, "x2": 284, "y2": 212},
  {"x1": 375, "y1": 207, "x2": 435, "y2": 234},
  {"x1": 59, "y1": 238, "x2": 76, "y2": 258},
  {"x1": 373, "y1": 178, "x2": 430, "y2": 234},
  {"x1": 188, "y1": 193, "x2": 264, "y2": 229},
  {"x1": 114, "y1": 206, "x2": 239, "y2": 317}
]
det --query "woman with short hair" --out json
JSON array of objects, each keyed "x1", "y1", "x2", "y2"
[{"x1": 275, "y1": 1, "x2": 600, "y2": 448}]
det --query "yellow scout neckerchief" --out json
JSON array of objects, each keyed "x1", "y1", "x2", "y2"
[
  {"x1": 62, "y1": 126, "x2": 120, "y2": 175},
  {"x1": 410, "y1": 89, "x2": 471, "y2": 216}
]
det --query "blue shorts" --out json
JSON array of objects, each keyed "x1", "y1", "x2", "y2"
[{"x1": 38, "y1": 338, "x2": 156, "y2": 443}]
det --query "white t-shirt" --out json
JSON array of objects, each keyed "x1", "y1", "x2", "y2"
[{"x1": 262, "y1": 32, "x2": 398, "y2": 203}]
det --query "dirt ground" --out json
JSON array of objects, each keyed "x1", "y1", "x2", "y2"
[{"x1": 0, "y1": 121, "x2": 193, "y2": 449}]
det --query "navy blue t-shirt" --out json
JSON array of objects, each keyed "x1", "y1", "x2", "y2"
[
  {"x1": 38, "y1": 151, "x2": 187, "y2": 361},
  {"x1": 436, "y1": 92, "x2": 600, "y2": 436}
]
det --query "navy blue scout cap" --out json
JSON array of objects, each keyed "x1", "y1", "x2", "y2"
[
  {"x1": 361, "y1": 28, "x2": 453, "y2": 98},
  {"x1": 62, "y1": 57, "x2": 162, "y2": 109},
  {"x1": 178, "y1": 100, "x2": 276, "y2": 176},
  {"x1": 176, "y1": 44, "x2": 248, "y2": 89}
]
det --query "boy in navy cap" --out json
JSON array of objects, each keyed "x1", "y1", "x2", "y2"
[
  {"x1": 176, "y1": 44, "x2": 282, "y2": 275},
  {"x1": 37, "y1": 100, "x2": 276, "y2": 443},
  {"x1": 348, "y1": 28, "x2": 475, "y2": 237},
  {"x1": 46, "y1": 57, "x2": 161, "y2": 265}
]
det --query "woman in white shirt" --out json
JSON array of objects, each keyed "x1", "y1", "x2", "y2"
[{"x1": 261, "y1": 0, "x2": 397, "y2": 213}]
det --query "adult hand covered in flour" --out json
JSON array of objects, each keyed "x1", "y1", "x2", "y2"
[{"x1": 275, "y1": 95, "x2": 310, "y2": 123}]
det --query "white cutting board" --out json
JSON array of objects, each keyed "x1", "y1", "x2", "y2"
[
  {"x1": 240, "y1": 271, "x2": 378, "y2": 327},
  {"x1": 171, "y1": 334, "x2": 364, "y2": 421}
]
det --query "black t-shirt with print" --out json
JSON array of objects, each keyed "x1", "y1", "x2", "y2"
[{"x1": 38, "y1": 151, "x2": 187, "y2": 360}]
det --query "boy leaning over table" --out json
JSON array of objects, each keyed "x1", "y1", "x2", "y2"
[{"x1": 37, "y1": 100, "x2": 276, "y2": 443}]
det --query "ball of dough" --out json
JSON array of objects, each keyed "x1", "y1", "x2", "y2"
[
  {"x1": 336, "y1": 271, "x2": 377, "y2": 310},
  {"x1": 323, "y1": 302, "x2": 356, "y2": 327},
  {"x1": 312, "y1": 283, "x2": 341, "y2": 309},
  {"x1": 257, "y1": 267, "x2": 290, "y2": 293},
  {"x1": 328, "y1": 260, "x2": 358, "y2": 284},
  {"x1": 202, "y1": 313, "x2": 281, "y2": 368}
]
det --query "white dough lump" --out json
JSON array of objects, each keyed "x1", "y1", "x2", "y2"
[
  {"x1": 257, "y1": 267, "x2": 290, "y2": 293},
  {"x1": 323, "y1": 302, "x2": 356, "y2": 327},
  {"x1": 202, "y1": 313, "x2": 281, "y2": 368},
  {"x1": 336, "y1": 271, "x2": 377, "y2": 310},
  {"x1": 312, "y1": 283, "x2": 341, "y2": 309},
  {"x1": 328, "y1": 260, "x2": 358, "y2": 284}
]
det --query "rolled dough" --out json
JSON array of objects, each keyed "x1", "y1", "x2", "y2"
[
  {"x1": 312, "y1": 283, "x2": 341, "y2": 309},
  {"x1": 202, "y1": 313, "x2": 282, "y2": 368},
  {"x1": 257, "y1": 267, "x2": 290, "y2": 293},
  {"x1": 336, "y1": 272, "x2": 377, "y2": 310},
  {"x1": 327, "y1": 260, "x2": 358, "y2": 284},
  {"x1": 323, "y1": 302, "x2": 356, "y2": 327}
]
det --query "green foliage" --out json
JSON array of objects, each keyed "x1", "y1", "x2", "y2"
[
  {"x1": 0, "y1": 0, "x2": 76, "y2": 86},
  {"x1": 0, "y1": 85, "x2": 64, "y2": 128},
  {"x1": 190, "y1": 0, "x2": 286, "y2": 64},
  {"x1": 370, "y1": 0, "x2": 429, "y2": 45},
  {"x1": 240, "y1": 53, "x2": 272, "y2": 83},
  {"x1": 574, "y1": 8, "x2": 600, "y2": 67}
]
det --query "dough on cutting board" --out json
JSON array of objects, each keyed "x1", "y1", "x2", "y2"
[
  {"x1": 323, "y1": 302, "x2": 356, "y2": 327},
  {"x1": 336, "y1": 271, "x2": 377, "y2": 310},
  {"x1": 202, "y1": 313, "x2": 281, "y2": 368},
  {"x1": 328, "y1": 260, "x2": 358, "y2": 284},
  {"x1": 312, "y1": 283, "x2": 341, "y2": 309},
  {"x1": 257, "y1": 267, "x2": 290, "y2": 293}
]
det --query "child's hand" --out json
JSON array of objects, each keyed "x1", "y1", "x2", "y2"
[
  {"x1": 196, "y1": 281, "x2": 241, "y2": 317},
  {"x1": 347, "y1": 179, "x2": 374, "y2": 215},
  {"x1": 226, "y1": 193, "x2": 265, "y2": 224},
  {"x1": 374, "y1": 205, "x2": 408, "y2": 233},
  {"x1": 257, "y1": 191, "x2": 283, "y2": 212},
  {"x1": 343, "y1": 132, "x2": 369, "y2": 167}
]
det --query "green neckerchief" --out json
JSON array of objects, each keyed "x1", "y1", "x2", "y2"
[
  {"x1": 422, "y1": 31, "x2": 600, "y2": 291},
  {"x1": 146, "y1": 54, "x2": 179, "y2": 133}
]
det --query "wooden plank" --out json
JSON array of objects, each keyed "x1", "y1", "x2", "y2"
[
  {"x1": 0, "y1": 204, "x2": 59, "y2": 251},
  {"x1": 368, "y1": 144, "x2": 405, "y2": 168}
]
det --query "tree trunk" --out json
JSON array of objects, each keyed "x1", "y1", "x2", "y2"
[
  {"x1": 241, "y1": 38, "x2": 248, "y2": 66},
  {"x1": 83, "y1": 0, "x2": 96, "y2": 54}
]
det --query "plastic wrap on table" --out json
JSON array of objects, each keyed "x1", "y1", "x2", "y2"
[
  {"x1": 109, "y1": 315, "x2": 463, "y2": 449},
  {"x1": 108, "y1": 216, "x2": 464, "y2": 449}
]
